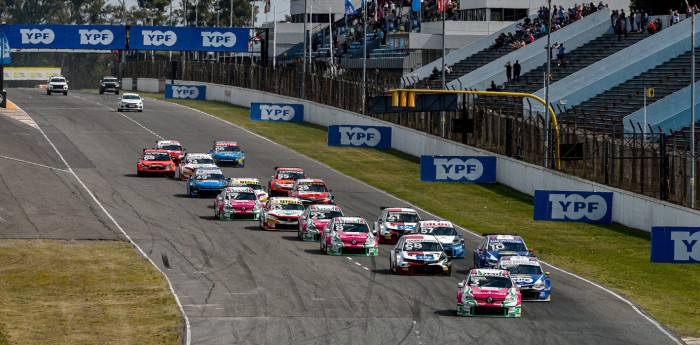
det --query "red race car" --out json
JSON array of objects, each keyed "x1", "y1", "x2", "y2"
[
  {"x1": 288, "y1": 178, "x2": 334, "y2": 206},
  {"x1": 155, "y1": 140, "x2": 185, "y2": 164},
  {"x1": 137, "y1": 149, "x2": 176, "y2": 177},
  {"x1": 268, "y1": 167, "x2": 306, "y2": 197}
]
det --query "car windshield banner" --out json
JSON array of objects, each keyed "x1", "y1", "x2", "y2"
[
  {"x1": 650, "y1": 226, "x2": 700, "y2": 263},
  {"x1": 533, "y1": 190, "x2": 613, "y2": 223},
  {"x1": 420, "y1": 155, "x2": 496, "y2": 183},
  {"x1": 165, "y1": 84, "x2": 206, "y2": 100},
  {"x1": 328, "y1": 125, "x2": 392, "y2": 149},
  {"x1": 129, "y1": 26, "x2": 249, "y2": 52},
  {"x1": 250, "y1": 103, "x2": 304, "y2": 122},
  {"x1": 4, "y1": 24, "x2": 126, "y2": 50}
]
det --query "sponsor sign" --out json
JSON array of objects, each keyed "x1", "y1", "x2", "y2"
[
  {"x1": 650, "y1": 227, "x2": 700, "y2": 263},
  {"x1": 327, "y1": 125, "x2": 391, "y2": 149},
  {"x1": 420, "y1": 155, "x2": 496, "y2": 183},
  {"x1": 165, "y1": 84, "x2": 206, "y2": 100},
  {"x1": 5, "y1": 24, "x2": 126, "y2": 50},
  {"x1": 3, "y1": 67, "x2": 61, "y2": 81},
  {"x1": 250, "y1": 103, "x2": 304, "y2": 122},
  {"x1": 129, "y1": 26, "x2": 249, "y2": 52},
  {"x1": 533, "y1": 190, "x2": 613, "y2": 223}
]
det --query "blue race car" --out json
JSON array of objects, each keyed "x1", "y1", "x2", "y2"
[
  {"x1": 187, "y1": 168, "x2": 227, "y2": 197},
  {"x1": 498, "y1": 256, "x2": 551, "y2": 301},
  {"x1": 473, "y1": 234, "x2": 533, "y2": 268},
  {"x1": 412, "y1": 220, "x2": 465, "y2": 259},
  {"x1": 209, "y1": 140, "x2": 245, "y2": 167}
]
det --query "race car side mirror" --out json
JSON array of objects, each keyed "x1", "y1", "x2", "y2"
[
  {"x1": 545, "y1": 272, "x2": 550, "y2": 276},
  {"x1": 457, "y1": 282, "x2": 464, "y2": 288}
]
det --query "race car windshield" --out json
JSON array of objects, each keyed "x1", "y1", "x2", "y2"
[
  {"x1": 403, "y1": 241, "x2": 442, "y2": 251},
  {"x1": 188, "y1": 158, "x2": 215, "y2": 165},
  {"x1": 490, "y1": 242, "x2": 527, "y2": 252},
  {"x1": 277, "y1": 171, "x2": 305, "y2": 180},
  {"x1": 215, "y1": 145, "x2": 240, "y2": 152},
  {"x1": 161, "y1": 144, "x2": 182, "y2": 151},
  {"x1": 143, "y1": 153, "x2": 170, "y2": 161},
  {"x1": 271, "y1": 203, "x2": 305, "y2": 211},
  {"x1": 335, "y1": 223, "x2": 369, "y2": 233},
  {"x1": 227, "y1": 192, "x2": 256, "y2": 201},
  {"x1": 419, "y1": 227, "x2": 457, "y2": 236},
  {"x1": 503, "y1": 264, "x2": 542, "y2": 275},
  {"x1": 298, "y1": 183, "x2": 327, "y2": 192},
  {"x1": 469, "y1": 276, "x2": 513, "y2": 289},
  {"x1": 387, "y1": 212, "x2": 421, "y2": 222},
  {"x1": 51, "y1": 78, "x2": 65, "y2": 83},
  {"x1": 123, "y1": 95, "x2": 141, "y2": 100},
  {"x1": 196, "y1": 173, "x2": 225, "y2": 181},
  {"x1": 310, "y1": 210, "x2": 343, "y2": 219}
]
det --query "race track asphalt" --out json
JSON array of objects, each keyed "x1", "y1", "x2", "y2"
[{"x1": 0, "y1": 88, "x2": 682, "y2": 345}]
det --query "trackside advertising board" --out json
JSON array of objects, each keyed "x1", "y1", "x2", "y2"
[
  {"x1": 533, "y1": 190, "x2": 613, "y2": 223},
  {"x1": 4, "y1": 24, "x2": 126, "y2": 50},
  {"x1": 420, "y1": 156, "x2": 496, "y2": 183},
  {"x1": 165, "y1": 84, "x2": 206, "y2": 100},
  {"x1": 650, "y1": 227, "x2": 700, "y2": 263},
  {"x1": 327, "y1": 125, "x2": 392, "y2": 149},
  {"x1": 250, "y1": 103, "x2": 304, "y2": 122},
  {"x1": 129, "y1": 26, "x2": 249, "y2": 52}
]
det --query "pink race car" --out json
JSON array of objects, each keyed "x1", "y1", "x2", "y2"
[
  {"x1": 457, "y1": 268, "x2": 522, "y2": 317},
  {"x1": 298, "y1": 204, "x2": 344, "y2": 241},
  {"x1": 320, "y1": 217, "x2": 378, "y2": 256}
]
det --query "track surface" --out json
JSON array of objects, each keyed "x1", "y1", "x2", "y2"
[{"x1": 0, "y1": 88, "x2": 681, "y2": 345}]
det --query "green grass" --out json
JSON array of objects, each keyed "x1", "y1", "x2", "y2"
[{"x1": 151, "y1": 94, "x2": 700, "y2": 338}]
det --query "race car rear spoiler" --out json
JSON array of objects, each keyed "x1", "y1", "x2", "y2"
[{"x1": 274, "y1": 166, "x2": 302, "y2": 169}]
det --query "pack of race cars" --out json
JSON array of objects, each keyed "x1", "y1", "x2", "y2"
[{"x1": 136, "y1": 138, "x2": 551, "y2": 318}]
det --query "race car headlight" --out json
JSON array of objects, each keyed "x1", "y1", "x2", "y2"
[
  {"x1": 462, "y1": 293, "x2": 474, "y2": 302},
  {"x1": 440, "y1": 253, "x2": 447, "y2": 261},
  {"x1": 504, "y1": 294, "x2": 517, "y2": 304},
  {"x1": 331, "y1": 237, "x2": 342, "y2": 245},
  {"x1": 267, "y1": 215, "x2": 278, "y2": 221},
  {"x1": 274, "y1": 182, "x2": 284, "y2": 188},
  {"x1": 533, "y1": 281, "x2": 545, "y2": 290},
  {"x1": 452, "y1": 238, "x2": 461, "y2": 244},
  {"x1": 307, "y1": 222, "x2": 317, "y2": 231},
  {"x1": 364, "y1": 237, "x2": 375, "y2": 246}
]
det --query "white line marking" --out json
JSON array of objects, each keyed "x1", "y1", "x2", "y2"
[
  {"x1": 72, "y1": 94, "x2": 163, "y2": 139},
  {"x1": 157, "y1": 97, "x2": 681, "y2": 345},
  {"x1": 0, "y1": 154, "x2": 70, "y2": 172},
  {"x1": 354, "y1": 262, "x2": 362, "y2": 266},
  {"x1": 17, "y1": 103, "x2": 191, "y2": 345},
  {"x1": 347, "y1": 257, "x2": 353, "y2": 260},
  {"x1": 363, "y1": 267, "x2": 370, "y2": 271}
]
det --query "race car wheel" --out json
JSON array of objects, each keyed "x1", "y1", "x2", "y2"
[
  {"x1": 63, "y1": 91, "x2": 68, "y2": 95},
  {"x1": 47, "y1": 90, "x2": 51, "y2": 95},
  {"x1": 117, "y1": 108, "x2": 123, "y2": 112},
  {"x1": 389, "y1": 257, "x2": 396, "y2": 274},
  {"x1": 297, "y1": 228, "x2": 302, "y2": 240},
  {"x1": 259, "y1": 217, "x2": 264, "y2": 230},
  {"x1": 187, "y1": 187, "x2": 195, "y2": 198},
  {"x1": 115, "y1": 90, "x2": 119, "y2": 95},
  {"x1": 137, "y1": 171, "x2": 143, "y2": 177},
  {"x1": 137, "y1": 109, "x2": 142, "y2": 112},
  {"x1": 99, "y1": 89, "x2": 104, "y2": 95},
  {"x1": 320, "y1": 241, "x2": 325, "y2": 254},
  {"x1": 167, "y1": 172, "x2": 175, "y2": 178}
]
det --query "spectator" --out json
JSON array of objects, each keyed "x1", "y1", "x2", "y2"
[
  {"x1": 489, "y1": 80, "x2": 498, "y2": 91},
  {"x1": 647, "y1": 18, "x2": 657, "y2": 34},
  {"x1": 505, "y1": 61, "x2": 512, "y2": 83},
  {"x1": 672, "y1": 10, "x2": 680, "y2": 26},
  {"x1": 635, "y1": 10, "x2": 641, "y2": 32},
  {"x1": 444, "y1": 64, "x2": 452, "y2": 74},
  {"x1": 430, "y1": 66, "x2": 439, "y2": 80},
  {"x1": 629, "y1": 8, "x2": 635, "y2": 32},
  {"x1": 557, "y1": 43, "x2": 566, "y2": 66},
  {"x1": 513, "y1": 60, "x2": 521, "y2": 82}
]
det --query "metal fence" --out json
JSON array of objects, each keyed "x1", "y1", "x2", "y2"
[{"x1": 122, "y1": 60, "x2": 699, "y2": 210}]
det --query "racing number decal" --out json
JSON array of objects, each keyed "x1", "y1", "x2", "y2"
[
  {"x1": 420, "y1": 228, "x2": 434, "y2": 234},
  {"x1": 491, "y1": 243, "x2": 505, "y2": 250},
  {"x1": 405, "y1": 242, "x2": 422, "y2": 250}
]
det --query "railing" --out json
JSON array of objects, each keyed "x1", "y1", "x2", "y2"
[{"x1": 122, "y1": 60, "x2": 700, "y2": 210}]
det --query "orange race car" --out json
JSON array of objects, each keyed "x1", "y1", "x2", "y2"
[
  {"x1": 137, "y1": 149, "x2": 176, "y2": 177},
  {"x1": 267, "y1": 167, "x2": 306, "y2": 197}
]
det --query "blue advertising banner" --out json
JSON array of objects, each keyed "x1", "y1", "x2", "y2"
[
  {"x1": 420, "y1": 156, "x2": 496, "y2": 183},
  {"x1": 4, "y1": 24, "x2": 126, "y2": 50},
  {"x1": 164, "y1": 84, "x2": 206, "y2": 100},
  {"x1": 129, "y1": 26, "x2": 249, "y2": 52},
  {"x1": 328, "y1": 125, "x2": 391, "y2": 149},
  {"x1": 533, "y1": 190, "x2": 613, "y2": 223},
  {"x1": 250, "y1": 103, "x2": 304, "y2": 122},
  {"x1": 650, "y1": 227, "x2": 700, "y2": 263}
]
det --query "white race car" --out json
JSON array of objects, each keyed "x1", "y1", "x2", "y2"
[
  {"x1": 178, "y1": 153, "x2": 218, "y2": 181},
  {"x1": 228, "y1": 177, "x2": 268, "y2": 203},
  {"x1": 389, "y1": 234, "x2": 452, "y2": 275},
  {"x1": 117, "y1": 93, "x2": 144, "y2": 112}
]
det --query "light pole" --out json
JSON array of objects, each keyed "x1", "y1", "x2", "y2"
[
  {"x1": 440, "y1": 0, "x2": 446, "y2": 137},
  {"x1": 544, "y1": 0, "x2": 552, "y2": 168},
  {"x1": 362, "y1": 0, "x2": 367, "y2": 115},
  {"x1": 686, "y1": 0, "x2": 696, "y2": 208},
  {"x1": 230, "y1": 0, "x2": 233, "y2": 27},
  {"x1": 216, "y1": 4, "x2": 221, "y2": 27}
]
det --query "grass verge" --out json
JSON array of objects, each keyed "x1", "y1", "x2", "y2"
[
  {"x1": 0, "y1": 240, "x2": 181, "y2": 344},
  {"x1": 151, "y1": 94, "x2": 700, "y2": 338}
]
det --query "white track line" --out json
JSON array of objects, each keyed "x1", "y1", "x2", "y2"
[
  {"x1": 11, "y1": 100, "x2": 190, "y2": 345},
  {"x1": 72, "y1": 94, "x2": 163, "y2": 139},
  {"x1": 0, "y1": 154, "x2": 70, "y2": 172},
  {"x1": 157, "y1": 97, "x2": 683, "y2": 345}
]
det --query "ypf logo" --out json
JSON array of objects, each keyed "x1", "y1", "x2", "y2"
[
  {"x1": 201, "y1": 31, "x2": 237, "y2": 48},
  {"x1": 172, "y1": 86, "x2": 200, "y2": 99},
  {"x1": 78, "y1": 29, "x2": 114, "y2": 45},
  {"x1": 433, "y1": 158, "x2": 484, "y2": 181},
  {"x1": 339, "y1": 127, "x2": 382, "y2": 147},
  {"x1": 20, "y1": 29, "x2": 55, "y2": 44},
  {"x1": 142, "y1": 30, "x2": 177, "y2": 46},
  {"x1": 671, "y1": 231, "x2": 700, "y2": 261},
  {"x1": 259, "y1": 105, "x2": 295, "y2": 121},
  {"x1": 548, "y1": 194, "x2": 607, "y2": 221}
]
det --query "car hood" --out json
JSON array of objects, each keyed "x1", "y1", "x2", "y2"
[
  {"x1": 141, "y1": 160, "x2": 172, "y2": 166},
  {"x1": 311, "y1": 219, "x2": 331, "y2": 228},
  {"x1": 402, "y1": 250, "x2": 443, "y2": 260},
  {"x1": 184, "y1": 163, "x2": 217, "y2": 170},
  {"x1": 214, "y1": 151, "x2": 242, "y2": 157},
  {"x1": 274, "y1": 179, "x2": 295, "y2": 186},
  {"x1": 488, "y1": 250, "x2": 530, "y2": 259},
  {"x1": 510, "y1": 274, "x2": 545, "y2": 286},
  {"x1": 226, "y1": 200, "x2": 258, "y2": 207},
  {"x1": 385, "y1": 222, "x2": 417, "y2": 231},
  {"x1": 434, "y1": 235, "x2": 459, "y2": 244},
  {"x1": 121, "y1": 99, "x2": 142, "y2": 103},
  {"x1": 336, "y1": 231, "x2": 370, "y2": 241},
  {"x1": 269, "y1": 210, "x2": 303, "y2": 217},
  {"x1": 295, "y1": 191, "x2": 330, "y2": 199},
  {"x1": 193, "y1": 180, "x2": 226, "y2": 186}
]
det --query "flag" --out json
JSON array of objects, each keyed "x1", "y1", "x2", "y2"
[
  {"x1": 264, "y1": 0, "x2": 270, "y2": 14},
  {"x1": 411, "y1": 0, "x2": 420, "y2": 13},
  {"x1": 1, "y1": 27, "x2": 10, "y2": 65},
  {"x1": 345, "y1": 0, "x2": 356, "y2": 15},
  {"x1": 437, "y1": 0, "x2": 448, "y2": 12}
]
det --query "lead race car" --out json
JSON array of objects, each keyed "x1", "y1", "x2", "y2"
[
  {"x1": 498, "y1": 256, "x2": 551, "y2": 301},
  {"x1": 298, "y1": 204, "x2": 344, "y2": 241},
  {"x1": 412, "y1": 220, "x2": 465, "y2": 259},
  {"x1": 137, "y1": 149, "x2": 176, "y2": 177},
  {"x1": 228, "y1": 177, "x2": 268, "y2": 203},
  {"x1": 259, "y1": 197, "x2": 305, "y2": 230},
  {"x1": 457, "y1": 269, "x2": 522, "y2": 317},
  {"x1": 473, "y1": 234, "x2": 533, "y2": 269},
  {"x1": 374, "y1": 207, "x2": 421, "y2": 244},
  {"x1": 288, "y1": 178, "x2": 334, "y2": 206},
  {"x1": 320, "y1": 217, "x2": 378, "y2": 256},
  {"x1": 389, "y1": 234, "x2": 452, "y2": 275},
  {"x1": 214, "y1": 186, "x2": 261, "y2": 220},
  {"x1": 187, "y1": 168, "x2": 227, "y2": 197},
  {"x1": 268, "y1": 167, "x2": 306, "y2": 197},
  {"x1": 209, "y1": 140, "x2": 245, "y2": 167},
  {"x1": 178, "y1": 153, "x2": 218, "y2": 181},
  {"x1": 156, "y1": 140, "x2": 185, "y2": 164}
]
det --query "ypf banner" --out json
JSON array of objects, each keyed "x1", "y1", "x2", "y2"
[
  {"x1": 250, "y1": 103, "x2": 304, "y2": 122},
  {"x1": 650, "y1": 227, "x2": 700, "y2": 263},
  {"x1": 4, "y1": 24, "x2": 126, "y2": 50},
  {"x1": 165, "y1": 84, "x2": 206, "y2": 100},
  {"x1": 129, "y1": 26, "x2": 249, "y2": 52},
  {"x1": 328, "y1": 125, "x2": 391, "y2": 149},
  {"x1": 420, "y1": 155, "x2": 496, "y2": 183},
  {"x1": 533, "y1": 190, "x2": 613, "y2": 223}
]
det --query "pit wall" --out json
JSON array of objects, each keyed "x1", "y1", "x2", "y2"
[{"x1": 123, "y1": 77, "x2": 700, "y2": 231}]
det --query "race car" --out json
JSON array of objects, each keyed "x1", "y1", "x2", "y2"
[
  {"x1": 389, "y1": 234, "x2": 452, "y2": 275},
  {"x1": 412, "y1": 220, "x2": 465, "y2": 259},
  {"x1": 374, "y1": 207, "x2": 422, "y2": 244},
  {"x1": 209, "y1": 141, "x2": 245, "y2": 167},
  {"x1": 259, "y1": 197, "x2": 305, "y2": 230},
  {"x1": 117, "y1": 93, "x2": 143, "y2": 112},
  {"x1": 473, "y1": 234, "x2": 533, "y2": 269},
  {"x1": 320, "y1": 217, "x2": 378, "y2": 256},
  {"x1": 228, "y1": 177, "x2": 268, "y2": 203},
  {"x1": 498, "y1": 256, "x2": 551, "y2": 301},
  {"x1": 288, "y1": 178, "x2": 334, "y2": 206},
  {"x1": 137, "y1": 149, "x2": 176, "y2": 177},
  {"x1": 186, "y1": 168, "x2": 227, "y2": 197},
  {"x1": 214, "y1": 186, "x2": 261, "y2": 220},
  {"x1": 298, "y1": 204, "x2": 344, "y2": 241},
  {"x1": 457, "y1": 269, "x2": 522, "y2": 317},
  {"x1": 156, "y1": 140, "x2": 185, "y2": 164},
  {"x1": 268, "y1": 167, "x2": 306, "y2": 197},
  {"x1": 178, "y1": 153, "x2": 217, "y2": 181}
]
